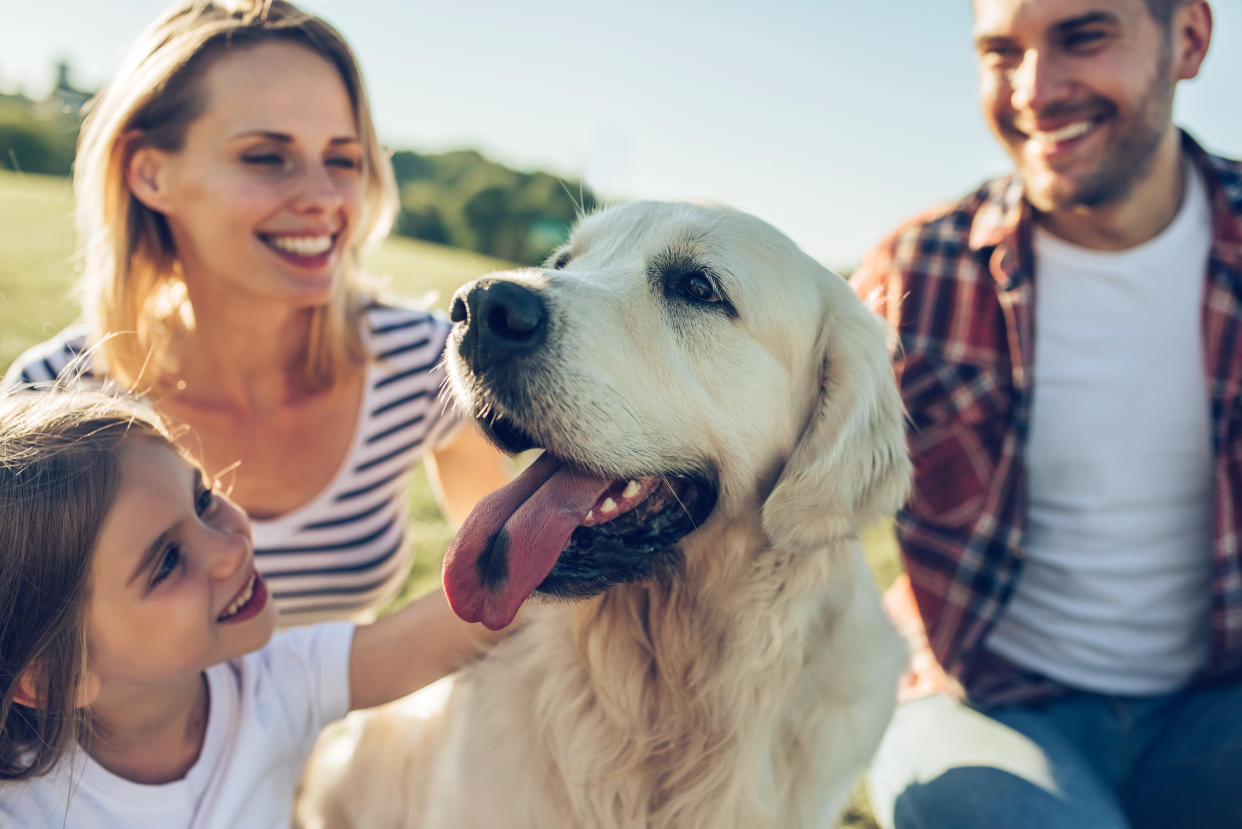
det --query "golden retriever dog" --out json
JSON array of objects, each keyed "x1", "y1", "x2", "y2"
[{"x1": 296, "y1": 201, "x2": 911, "y2": 828}]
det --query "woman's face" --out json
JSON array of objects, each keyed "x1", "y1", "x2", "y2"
[{"x1": 133, "y1": 40, "x2": 366, "y2": 311}]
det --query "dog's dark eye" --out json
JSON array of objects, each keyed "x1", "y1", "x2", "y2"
[
  {"x1": 681, "y1": 271, "x2": 722, "y2": 304},
  {"x1": 550, "y1": 250, "x2": 571, "y2": 270}
]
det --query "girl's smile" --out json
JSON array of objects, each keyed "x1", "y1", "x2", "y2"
[
  {"x1": 85, "y1": 437, "x2": 278, "y2": 692},
  {"x1": 216, "y1": 568, "x2": 269, "y2": 624}
]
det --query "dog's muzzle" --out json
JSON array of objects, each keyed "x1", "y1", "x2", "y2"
[{"x1": 450, "y1": 278, "x2": 547, "y2": 372}]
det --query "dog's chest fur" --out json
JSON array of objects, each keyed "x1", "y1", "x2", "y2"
[{"x1": 424, "y1": 527, "x2": 902, "y2": 828}]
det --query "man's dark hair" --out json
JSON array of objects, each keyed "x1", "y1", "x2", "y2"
[{"x1": 1143, "y1": 0, "x2": 1190, "y2": 27}]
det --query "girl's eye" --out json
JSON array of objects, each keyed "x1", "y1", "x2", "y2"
[
  {"x1": 151, "y1": 544, "x2": 182, "y2": 587},
  {"x1": 195, "y1": 485, "x2": 216, "y2": 517},
  {"x1": 682, "y1": 271, "x2": 722, "y2": 303}
]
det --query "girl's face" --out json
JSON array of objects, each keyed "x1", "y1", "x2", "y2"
[
  {"x1": 131, "y1": 40, "x2": 365, "y2": 310},
  {"x1": 85, "y1": 438, "x2": 277, "y2": 691}
]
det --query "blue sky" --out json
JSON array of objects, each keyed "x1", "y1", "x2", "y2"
[{"x1": 3, "y1": 1, "x2": 1239, "y2": 269}]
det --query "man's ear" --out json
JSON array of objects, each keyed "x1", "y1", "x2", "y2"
[
  {"x1": 126, "y1": 137, "x2": 174, "y2": 214},
  {"x1": 1173, "y1": 1, "x2": 1213, "y2": 81},
  {"x1": 12, "y1": 663, "x2": 101, "y2": 710}
]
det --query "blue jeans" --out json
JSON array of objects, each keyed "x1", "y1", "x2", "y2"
[{"x1": 866, "y1": 678, "x2": 1242, "y2": 828}]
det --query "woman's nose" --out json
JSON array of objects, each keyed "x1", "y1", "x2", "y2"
[{"x1": 291, "y1": 163, "x2": 346, "y2": 214}]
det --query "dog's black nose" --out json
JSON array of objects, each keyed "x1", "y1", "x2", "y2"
[{"x1": 451, "y1": 278, "x2": 548, "y2": 368}]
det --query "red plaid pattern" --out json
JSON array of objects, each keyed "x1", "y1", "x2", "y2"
[{"x1": 853, "y1": 133, "x2": 1242, "y2": 706}]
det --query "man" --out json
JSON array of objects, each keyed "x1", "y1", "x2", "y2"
[{"x1": 851, "y1": 1, "x2": 1242, "y2": 826}]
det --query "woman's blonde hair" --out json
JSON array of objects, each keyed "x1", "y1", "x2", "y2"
[
  {"x1": 0, "y1": 391, "x2": 173, "y2": 779},
  {"x1": 75, "y1": 0, "x2": 398, "y2": 391}
]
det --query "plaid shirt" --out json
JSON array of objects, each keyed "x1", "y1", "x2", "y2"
[{"x1": 852, "y1": 132, "x2": 1242, "y2": 706}]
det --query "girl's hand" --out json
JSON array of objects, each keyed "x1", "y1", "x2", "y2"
[{"x1": 348, "y1": 587, "x2": 509, "y2": 711}]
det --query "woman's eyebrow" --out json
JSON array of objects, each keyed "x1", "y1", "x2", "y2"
[{"x1": 228, "y1": 130, "x2": 360, "y2": 145}]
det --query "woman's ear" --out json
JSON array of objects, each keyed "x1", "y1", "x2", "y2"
[
  {"x1": 126, "y1": 138, "x2": 174, "y2": 214},
  {"x1": 12, "y1": 663, "x2": 102, "y2": 709}
]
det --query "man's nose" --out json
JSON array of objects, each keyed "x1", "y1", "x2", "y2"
[{"x1": 1010, "y1": 48, "x2": 1067, "y2": 114}]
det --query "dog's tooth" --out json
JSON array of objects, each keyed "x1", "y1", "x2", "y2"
[
  {"x1": 622, "y1": 480, "x2": 640, "y2": 498},
  {"x1": 585, "y1": 510, "x2": 594, "y2": 522},
  {"x1": 600, "y1": 498, "x2": 618, "y2": 514}
]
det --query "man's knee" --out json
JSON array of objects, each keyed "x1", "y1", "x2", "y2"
[{"x1": 887, "y1": 766, "x2": 1127, "y2": 829}]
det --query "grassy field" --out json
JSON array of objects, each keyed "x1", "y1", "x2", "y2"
[
  {"x1": 0, "y1": 168, "x2": 892, "y2": 827},
  {"x1": 0, "y1": 169, "x2": 517, "y2": 601}
]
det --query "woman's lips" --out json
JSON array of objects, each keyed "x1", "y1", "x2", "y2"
[{"x1": 258, "y1": 232, "x2": 337, "y2": 268}]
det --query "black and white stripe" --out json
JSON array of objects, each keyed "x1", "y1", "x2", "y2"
[{"x1": 4, "y1": 304, "x2": 463, "y2": 625}]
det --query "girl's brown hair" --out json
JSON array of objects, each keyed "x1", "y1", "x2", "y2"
[
  {"x1": 75, "y1": 0, "x2": 397, "y2": 391},
  {"x1": 0, "y1": 391, "x2": 172, "y2": 779}
]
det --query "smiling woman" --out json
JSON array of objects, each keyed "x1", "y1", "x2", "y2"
[
  {"x1": 4, "y1": 0, "x2": 513, "y2": 627},
  {"x1": 125, "y1": 40, "x2": 366, "y2": 313}
]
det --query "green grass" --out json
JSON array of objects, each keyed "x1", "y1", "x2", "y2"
[
  {"x1": 0, "y1": 169, "x2": 892, "y2": 827},
  {"x1": 0, "y1": 169, "x2": 517, "y2": 602}
]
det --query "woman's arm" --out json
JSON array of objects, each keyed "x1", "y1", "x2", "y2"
[
  {"x1": 424, "y1": 421, "x2": 514, "y2": 528},
  {"x1": 348, "y1": 587, "x2": 508, "y2": 710}
]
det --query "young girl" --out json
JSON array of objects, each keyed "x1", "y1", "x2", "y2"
[{"x1": 0, "y1": 391, "x2": 503, "y2": 827}]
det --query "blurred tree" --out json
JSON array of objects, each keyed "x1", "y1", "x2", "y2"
[
  {"x1": 3, "y1": 63, "x2": 599, "y2": 263},
  {"x1": 385, "y1": 148, "x2": 597, "y2": 264},
  {"x1": 0, "y1": 100, "x2": 75, "y2": 175}
]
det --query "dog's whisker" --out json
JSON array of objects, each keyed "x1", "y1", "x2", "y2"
[
  {"x1": 557, "y1": 177, "x2": 586, "y2": 219},
  {"x1": 600, "y1": 383, "x2": 642, "y2": 429},
  {"x1": 662, "y1": 476, "x2": 699, "y2": 530}
]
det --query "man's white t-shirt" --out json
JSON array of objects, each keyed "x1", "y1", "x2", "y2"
[
  {"x1": 0, "y1": 622, "x2": 354, "y2": 829},
  {"x1": 985, "y1": 162, "x2": 1215, "y2": 694}
]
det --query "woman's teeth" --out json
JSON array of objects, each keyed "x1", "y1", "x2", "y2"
[
  {"x1": 219, "y1": 573, "x2": 256, "y2": 621},
  {"x1": 265, "y1": 234, "x2": 333, "y2": 256}
]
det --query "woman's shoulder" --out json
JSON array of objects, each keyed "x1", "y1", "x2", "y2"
[{"x1": 3, "y1": 326, "x2": 94, "y2": 390}]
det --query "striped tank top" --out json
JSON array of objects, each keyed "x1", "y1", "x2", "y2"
[{"x1": 4, "y1": 303, "x2": 463, "y2": 625}]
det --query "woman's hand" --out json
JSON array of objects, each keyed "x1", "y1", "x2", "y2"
[{"x1": 425, "y1": 422, "x2": 514, "y2": 528}]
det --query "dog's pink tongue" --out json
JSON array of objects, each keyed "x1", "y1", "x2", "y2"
[{"x1": 443, "y1": 452, "x2": 612, "y2": 629}]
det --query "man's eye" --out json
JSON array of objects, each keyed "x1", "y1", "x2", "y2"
[
  {"x1": 242, "y1": 153, "x2": 283, "y2": 166},
  {"x1": 1064, "y1": 30, "x2": 1106, "y2": 50},
  {"x1": 977, "y1": 40, "x2": 1020, "y2": 63},
  {"x1": 151, "y1": 545, "x2": 182, "y2": 587}
]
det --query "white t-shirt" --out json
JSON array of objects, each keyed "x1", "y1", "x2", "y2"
[
  {"x1": 0, "y1": 622, "x2": 354, "y2": 828},
  {"x1": 985, "y1": 162, "x2": 1215, "y2": 694}
]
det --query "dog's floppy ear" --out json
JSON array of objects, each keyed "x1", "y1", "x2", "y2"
[{"x1": 761, "y1": 283, "x2": 911, "y2": 550}]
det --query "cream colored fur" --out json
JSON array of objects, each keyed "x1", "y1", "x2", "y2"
[{"x1": 296, "y1": 202, "x2": 910, "y2": 828}]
